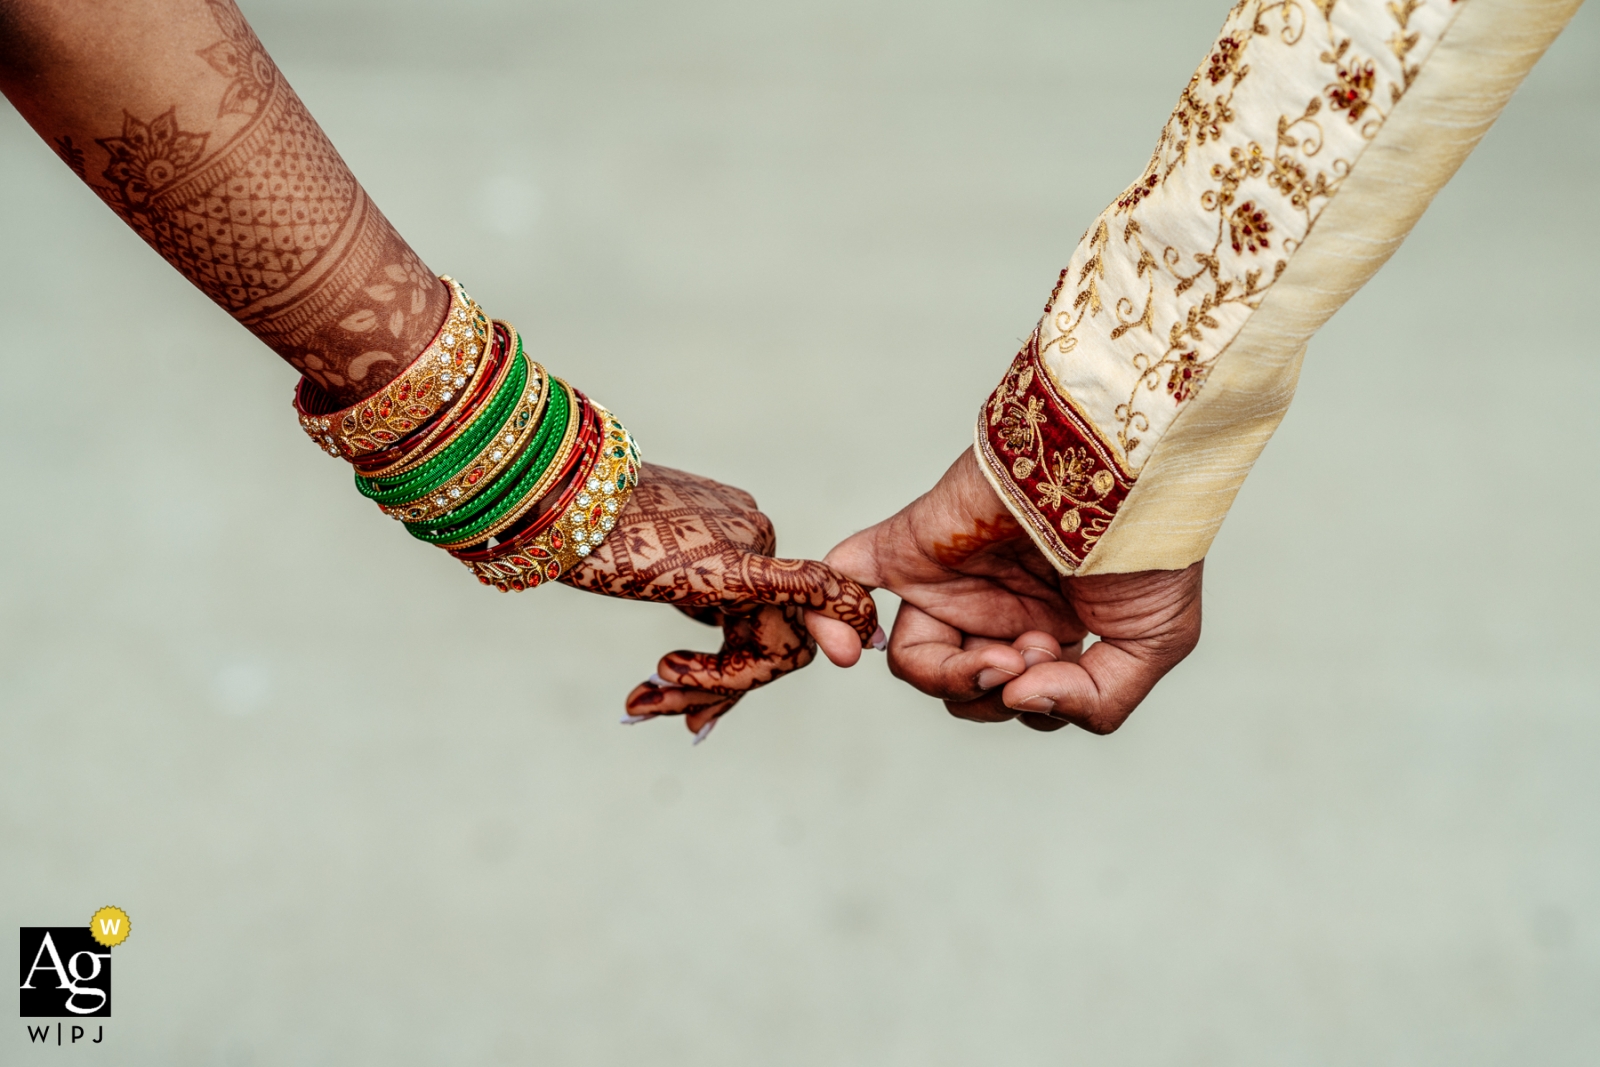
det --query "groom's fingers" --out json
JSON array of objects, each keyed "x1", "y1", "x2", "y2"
[
  {"x1": 943, "y1": 690, "x2": 1019, "y2": 724},
  {"x1": 1012, "y1": 631, "x2": 1064, "y2": 668},
  {"x1": 820, "y1": 524, "x2": 890, "y2": 589},
  {"x1": 802, "y1": 612, "x2": 869, "y2": 668},
  {"x1": 886, "y1": 602, "x2": 1028, "y2": 704},
  {"x1": 998, "y1": 629, "x2": 1198, "y2": 735},
  {"x1": 999, "y1": 563, "x2": 1203, "y2": 734}
]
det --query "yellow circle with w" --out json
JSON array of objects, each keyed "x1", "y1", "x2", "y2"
[{"x1": 89, "y1": 906, "x2": 131, "y2": 948}]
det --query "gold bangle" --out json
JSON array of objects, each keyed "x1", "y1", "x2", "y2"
[
  {"x1": 295, "y1": 276, "x2": 489, "y2": 459},
  {"x1": 378, "y1": 329, "x2": 552, "y2": 524},
  {"x1": 359, "y1": 318, "x2": 513, "y2": 480},
  {"x1": 461, "y1": 407, "x2": 641, "y2": 590},
  {"x1": 563, "y1": 403, "x2": 640, "y2": 561}
]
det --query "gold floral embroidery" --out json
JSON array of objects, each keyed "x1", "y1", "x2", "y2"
[
  {"x1": 1324, "y1": 40, "x2": 1379, "y2": 123},
  {"x1": 1035, "y1": 0, "x2": 1455, "y2": 470},
  {"x1": 986, "y1": 341, "x2": 1126, "y2": 556},
  {"x1": 1207, "y1": 34, "x2": 1248, "y2": 84},
  {"x1": 982, "y1": 0, "x2": 1470, "y2": 572},
  {"x1": 1387, "y1": 0, "x2": 1428, "y2": 97},
  {"x1": 1229, "y1": 201, "x2": 1273, "y2": 254},
  {"x1": 1166, "y1": 351, "x2": 1209, "y2": 402}
]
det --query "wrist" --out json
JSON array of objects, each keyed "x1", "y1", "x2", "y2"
[
  {"x1": 290, "y1": 272, "x2": 452, "y2": 407},
  {"x1": 948, "y1": 447, "x2": 1012, "y2": 523}
]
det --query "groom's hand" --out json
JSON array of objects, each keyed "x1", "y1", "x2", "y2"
[{"x1": 811, "y1": 450, "x2": 1202, "y2": 734}]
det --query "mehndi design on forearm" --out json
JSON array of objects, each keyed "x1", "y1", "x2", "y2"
[{"x1": 13, "y1": 0, "x2": 445, "y2": 404}]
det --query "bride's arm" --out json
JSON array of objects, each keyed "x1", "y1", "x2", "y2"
[
  {"x1": 0, "y1": 0, "x2": 445, "y2": 404},
  {"x1": 0, "y1": 0, "x2": 881, "y2": 738}
]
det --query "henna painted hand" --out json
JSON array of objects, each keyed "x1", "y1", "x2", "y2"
[
  {"x1": 811, "y1": 450, "x2": 1201, "y2": 734},
  {"x1": 562, "y1": 463, "x2": 882, "y2": 741}
]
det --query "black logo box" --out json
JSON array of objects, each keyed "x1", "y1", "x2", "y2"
[{"x1": 19, "y1": 928, "x2": 111, "y2": 1018}]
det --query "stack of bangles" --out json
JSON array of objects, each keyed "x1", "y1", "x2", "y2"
[{"x1": 293, "y1": 276, "x2": 641, "y2": 591}]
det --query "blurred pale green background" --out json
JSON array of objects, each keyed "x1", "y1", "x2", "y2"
[{"x1": 3, "y1": 1, "x2": 1597, "y2": 1063}]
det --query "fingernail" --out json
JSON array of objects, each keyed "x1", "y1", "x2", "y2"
[
  {"x1": 1008, "y1": 695, "x2": 1056, "y2": 713},
  {"x1": 870, "y1": 627, "x2": 888, "y2": 651},
  {"x1": 1019, "y1": 645, "x2": 1059, "y2": 667},
  {"x1": 648, "y1": 672, "x2": 682, "y2": 689},
  {"x1": 620, "y1": 714, "x2": 653, "y2": 725},
  {"x1": 976, "y1": 667, "x2": 1018, "y2": 691},
  {"x1": 692, "y1": 718, "x2": 719, "y2": 746}
]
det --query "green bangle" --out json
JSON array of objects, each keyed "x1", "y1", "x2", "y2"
[
  {"x1": 355, "y1": 348, "x2": 529, "y2": 508},
  {"x1": 405, "y1": 378, "x2": 567, "y2": 536},
  {"x1": 404, "y1": 381, "x2": 573, "y2": 545}
]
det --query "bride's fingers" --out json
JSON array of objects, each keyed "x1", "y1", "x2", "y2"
[
  {"x1": 655, "y1": 605, "x2": 814, "y2": 695},
  {"x1": 624, "y1": 684, "x2": 737, "y2": 741},
  {"x1": 731, "y1": 555, "x2": 881, "y2": 650},
  {"x1": 675, "y1": 604, "x2": 726, "y2": 628},
  {"x1": 684, "y1": 701, "x2": 735, "y2": 741},
  {"x1": 885, "y1": 602, "x2": 1028, "y2": 704},
  {"x1": 623, "y1": 679, "x2": 735, "y2": 720}
]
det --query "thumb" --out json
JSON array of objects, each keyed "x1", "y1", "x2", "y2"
[
  {"x1": 999, "y1": 563, "x2": 1204, "y2": 734},
  {"x1": 822, "y1": 521, "x2": 890, "y2": 589},
  {"x1": 808, "y1": 521, "x2": 897, "y2": 665}
]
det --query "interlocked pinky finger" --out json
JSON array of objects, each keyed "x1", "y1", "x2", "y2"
[{"x1": 731, "y1": 555, "x2": 880, "y2": 648}]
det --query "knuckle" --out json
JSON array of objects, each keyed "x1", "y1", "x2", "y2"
[
  {"x1": 751, "y1": 512, "x2": 776, "y2": 552},
  {"x1": 943, "y1": 701, "x2": 983, "y2": 722},
  {"x1": 1077, "y1": 710, "x2": 1126, "y2": 736},
  {"x1": 1019, "y1": 714, "x2": 1070, "y2": 733}
]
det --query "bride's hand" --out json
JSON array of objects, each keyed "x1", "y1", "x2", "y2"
[{"x1": 562, "y1": 464, "x2": 882, "y2": 740}]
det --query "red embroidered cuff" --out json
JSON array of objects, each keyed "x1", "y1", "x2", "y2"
[{"x1": 976, "y1": 329, "x2": 1134, "y2": 574}]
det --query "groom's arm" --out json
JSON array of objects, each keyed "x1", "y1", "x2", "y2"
[
  {"x1": 824, "y1": 0, "x2": 1580, "y2": 733},
  {"x1": 979, "y1": 0, "x2": 1579, "y2": 578}
]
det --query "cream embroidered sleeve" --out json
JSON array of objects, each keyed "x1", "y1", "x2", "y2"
[{"x1": 976, "y1": 0, "x2": 1579, "y2": 575}]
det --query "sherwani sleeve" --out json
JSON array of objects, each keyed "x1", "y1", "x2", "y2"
[{"x1": 976, "y1": 0, "x2": 1580, "y2": 575}]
